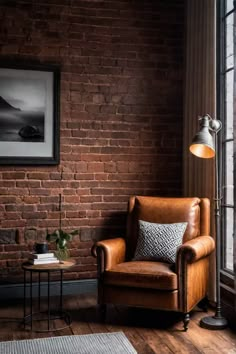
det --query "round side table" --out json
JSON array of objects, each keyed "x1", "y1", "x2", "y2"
[{"x1": 22, "y1": 259, "x2": 75, "y2": 332}]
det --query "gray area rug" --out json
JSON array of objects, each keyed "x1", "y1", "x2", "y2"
[{"x1": 0, "y1": 332, "x2": 137, "y2": 354}]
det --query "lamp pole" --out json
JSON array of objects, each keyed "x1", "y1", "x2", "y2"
[{"x1": 190, "y1": 114, "x2": 228, "y2": 329}]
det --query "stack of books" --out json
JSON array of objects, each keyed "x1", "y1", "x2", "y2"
[{"x1": 28, "y1": 252, "x2": 59, "y2": 265}]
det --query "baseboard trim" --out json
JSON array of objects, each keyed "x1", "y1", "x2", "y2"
[{"x1": 0, "y1": 279, "x2": 97, "y2": 299}]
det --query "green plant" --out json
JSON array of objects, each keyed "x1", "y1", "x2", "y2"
[{"x1": 46, "y1": 229, "x2": 78, "y2": 260}]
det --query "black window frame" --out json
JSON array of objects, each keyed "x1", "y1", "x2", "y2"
[{"x1": 217, "y1": 0, "x2": 235, "y2": 294}]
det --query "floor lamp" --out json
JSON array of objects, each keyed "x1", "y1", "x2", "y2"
[{"x1": 189, "y1": 114, "x2": 228, "y2": 330}]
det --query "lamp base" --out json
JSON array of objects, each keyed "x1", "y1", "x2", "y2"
[{"x1": 200, "y1": 315, "x2": 228, "y2": 330}]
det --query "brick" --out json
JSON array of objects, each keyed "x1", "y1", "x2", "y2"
[
  {"x1": 16, "y1": 181, "x2": 41, "y2": 188},
  {"x1": 117, "y1": 162, "x2": 129, "y2": 173},
  {"x1": 24, "y1": 228, "x2": 37, "y2": 242},
  {"x1": 75, "y1": 173, "x2": 94, "y2": 180},
  {"x1": 27, "y1": 172, "x2": 50, "y2": 180},
  {"x1": 87, "y1": 162, "x2": 104, "y2": 173},
  {"x1": 29, "y1": 189, "x2": 51, "y2": 196},
  {"x1": 22, "y1": 212, "x2": 47, "y2": 220},
  {"x1": 80, "y1": 196, "x2": 102, "y2": 203},
  {"x1": 75, "y1": 248, "x2": 92, "y2": 257},
  {"x1": 104, "y1": 162, "x2": 116, "y2": 173},
  {"x1": 2, "y1": 172, "x2": 25, "y2": 180},
  {"x1": 41, "y1": 181, "x2": 70, "y2": 188},
  {"x1": 94, "y1": 173, "x2": 108, "y2": 181},
  {"x1": 62, "y1": 189, "x2": 77, "y2": 195},
  {"x1": 5, "y1": 205, "x2": 17, "y2": 212},
  {"x1": 92, "y1": 94, "x2": 104, "y2": 104},
  {"x1": 1, "y1": 220, "x2": 27, "y2": 228},
  {"x1": 80, "y1": 228, "x2": 97, "y2": 242},
  {"x1": 0, "y1": 181, "x2": 15, "y2": 187},
  {"x1": 0, "y1": 229, "x2": 17, "y2": 244},
  {"x1": 50, "y1": 172, "x2": 63, "y2": 180},
  {"x1": 7, "y1": 260, "x2": 23, "y2": 267},
  {"x1": 0, "y1": 251, "x2": 21, "y2": 260},
  {"x1": 0, "y1": 260, "x2": 7, "y2": 268},
  {"x1": 3, "y1": 212, "x2": 22, "y2": 220}
]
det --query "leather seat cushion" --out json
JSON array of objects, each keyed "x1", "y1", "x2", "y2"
[{"x1": 103, "y1": 261, "x2": 178, "y2": 290}]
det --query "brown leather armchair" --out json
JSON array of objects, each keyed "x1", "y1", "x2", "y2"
[{"x1": 92, "y1": 196, "x2": 215, "y2": 331}]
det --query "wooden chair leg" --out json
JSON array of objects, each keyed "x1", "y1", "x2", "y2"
[{"x1": 183, "y1": 313, "x2": 190, "y2": 331}]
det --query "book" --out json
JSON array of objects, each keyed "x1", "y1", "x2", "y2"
[
  {"x1": 29, "y1": 252, "x2": 55, "y2": 259},
  {"x1": 29, "y1": 257, "x2": 60, "y2": 265}
]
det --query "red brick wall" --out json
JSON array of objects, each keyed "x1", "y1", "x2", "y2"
[{"x1": 0, "y1": 0, "x2": 184, "y2": 283}]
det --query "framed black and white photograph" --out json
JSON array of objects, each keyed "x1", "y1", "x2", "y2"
[{"x1": 0, "y1": 63, "x2": 60, "y2": 165}]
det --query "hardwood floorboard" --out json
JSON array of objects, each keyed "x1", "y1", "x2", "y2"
[
  {"x1": 114, "y1": 306, "x2": 201, "y2": 354},
  {"x1": 64, "y1": 295, "x2": 92, "y2": 335},
  {"x1": 0, "y1": 294, "x2": 236, "y2": 354},
  {"x1": 186, "y1": 316, "x2": 236, "y2": 354},
  {"x1": 105, "y1": 305, "x2": 157, "y2": 353}
]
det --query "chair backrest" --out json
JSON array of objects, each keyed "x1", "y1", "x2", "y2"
[{"x1": 126, "y1": 196, "x2": 210, "y2": 260}]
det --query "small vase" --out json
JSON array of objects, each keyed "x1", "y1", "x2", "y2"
[{"x1": 55, "y1": 247, "x2": 69, "y2": 262}]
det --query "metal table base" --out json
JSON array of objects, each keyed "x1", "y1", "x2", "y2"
[{"x1": 22, "y1": 261, "x2": 75, "y2": 332}]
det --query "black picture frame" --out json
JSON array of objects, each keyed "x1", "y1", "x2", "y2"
[{"x1": 0, "y1": 62, "x2": 60, "y2": 165}]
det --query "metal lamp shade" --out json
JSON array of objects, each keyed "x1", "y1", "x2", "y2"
[{"x1": 189, "y1": 126, "x2": 215, "y2": 159}]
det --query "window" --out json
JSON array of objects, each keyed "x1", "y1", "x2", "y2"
[{"x1": 219, "y1": 0, "x2": 235, "y2": 273}]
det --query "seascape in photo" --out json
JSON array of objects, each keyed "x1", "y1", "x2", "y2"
[{"x1": 0, "y1": 76, "x2": 45, "y2": 142}]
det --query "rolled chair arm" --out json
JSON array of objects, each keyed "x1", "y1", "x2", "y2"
[
  {"x1": 91, "y1": 237, "x2": 126, "y2": 270},
  {"x1": 177, "y1": 235, "x2": 215, "y2": 263}
]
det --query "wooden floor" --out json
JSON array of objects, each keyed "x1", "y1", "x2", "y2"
[{"x1": 0, "y1": 293, "x2": 236, "y2": 353}]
